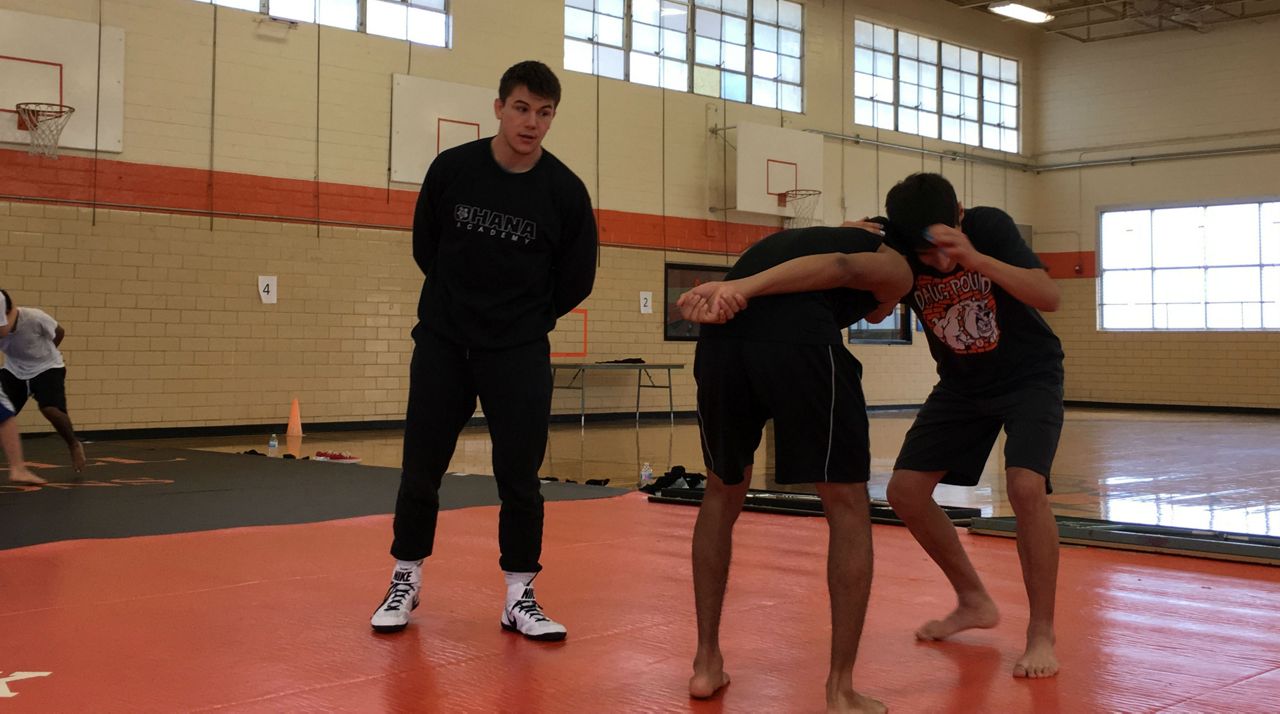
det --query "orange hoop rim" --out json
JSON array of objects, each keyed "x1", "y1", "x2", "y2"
[
  {"x1": 777, "y1": 188, "x2": 821, "y2": 206},
  {"x1": 16, "y1": 102, "x2": 74, "y2": 119}
]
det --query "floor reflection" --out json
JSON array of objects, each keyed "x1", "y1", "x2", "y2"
[{"x1": 118, "y1": 406, "x2": 1280, "y2": 536}]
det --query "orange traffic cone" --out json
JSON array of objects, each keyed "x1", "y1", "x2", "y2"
[{"x1": 286, "y1": 398, "x2": 304, "y2": 437}]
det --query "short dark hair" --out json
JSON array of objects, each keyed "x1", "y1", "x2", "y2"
[
  {"x1": 498, "y1": 60, "x2": 562, "y2": 107},
  {"x1": 884, "y1": 173, "x2": 960, "y2": 251},
  {"x1": 0, "y1": 289, "x2": 10, "y2": 315}
]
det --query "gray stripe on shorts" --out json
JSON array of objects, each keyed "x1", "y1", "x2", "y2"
[
  {"x1": 696, "y1": 402, "x2": 715, "y2": 477},
  {"x1": 825, "y1": 345, "x2": 835, "y2": 482}
]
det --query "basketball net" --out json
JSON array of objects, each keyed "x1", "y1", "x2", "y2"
[
  {"x1": 780, "y1": 188, "x2": 822, "y2": 229},
  {"x1": 16, "y1": 103, "x2": 75, "y2": 159}
]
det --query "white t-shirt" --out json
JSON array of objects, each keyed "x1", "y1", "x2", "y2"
[{"x1": 0, "y1": 307, "x2": 65, "y2": 380}]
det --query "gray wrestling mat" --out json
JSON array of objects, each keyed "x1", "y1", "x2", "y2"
[
  {"x1": 0, "y1": 438, "x2": 625, "y2": 550},
  {"x1": 970, "y1": 515, "x2": 1280, "y2": 565},
  {"x1": 649, "y1": 487, "x2": 982, "y2": 525}
]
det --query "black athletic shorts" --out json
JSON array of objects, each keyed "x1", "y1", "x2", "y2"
[
  {"x1": 694, "y1": 339, "x2": 870, "y2": 486},
  {"x1": 893, "y1": 379, "x2": 1063, "y2": 493},
  {"x1": 0, "y1": 367, "x2": 69, "y2": 414}
]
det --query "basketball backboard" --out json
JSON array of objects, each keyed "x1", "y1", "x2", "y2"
[
  {"x1": 0, "y1": 9, "x2": 124, "y2": 153},
  {"x1": 734, "y1": 122, "x2": 824, "y2": 220},
  {"x1": 391, "y1": 74, "x2": 498, "y2": 183}
]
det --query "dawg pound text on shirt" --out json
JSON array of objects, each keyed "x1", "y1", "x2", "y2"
[{"x1": 914, "y1": 271, "x2": 1000, "y2": 354}]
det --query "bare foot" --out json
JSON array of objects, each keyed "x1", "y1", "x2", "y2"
[
  {"x1": 1013, "y1": 630, "x2": 1058, "y2": 678},
  {"x1": 70, "y1": 440, "x2": 87, "y2": 473},
  {"x1": 689, "y1": 653, "x2": 731, "y2": 699},
  {"x1": 8, "y1": 468, "x2": 47, "y2": 485},
  {"x1": 827, "y1": 689, "x2": 887, "y2": 713},
  {"x1": 915, "y1": 593, "x2": 1000, "y2": 641}
]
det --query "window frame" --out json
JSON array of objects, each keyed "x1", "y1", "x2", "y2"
[
  {"x1": 664, "y1": 262, "x2": 732, "y2": 341},
  {"x1": 847, "y1": 304, "x2": 913, "y2": 345},
  {"x1": 268, "y1": 0, "x2": 361, "y2": 30},
  {"x1": 365, "y1": 0, "x2": 451, "y2": 47},
  {"x1": 192, "y1": 0, "x2": 451, "y2": 48},
  {"x1": 565, "y1": 0, "x2": 628, "y2": 80},
  {"x1": 1097, "y1": 198, "x2": 1280, "y2": 332},
  {"x1": 567, "y1": 0, "x2": 806, "y2": 112},
  {"x1": 195, "y1": 0, "x2": 267, "y2": 11},
  {"x1": 630, "y1": 0, "x2": 693, "y2": 91},
  {"x1": 853, "y1": 18, "x2": 1019, "y2": 153}
]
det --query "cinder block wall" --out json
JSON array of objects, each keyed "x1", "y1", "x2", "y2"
[
  {"x1": 9, "y1": 0, "x2": 1274, "y2": 432},
  {"x1": 1031, "y1": 21, "x2": 1280, "y2": 408}
]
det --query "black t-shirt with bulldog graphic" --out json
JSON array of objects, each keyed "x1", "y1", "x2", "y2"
[{"x1": 903, "y1": 206, "x2": 1063, "y2": 396}]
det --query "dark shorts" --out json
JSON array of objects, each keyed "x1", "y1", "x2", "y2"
[
  {"x1": 894, "y1": 379, "x2": 1064, "y2": 493},
  {"x1": 0, "y1": 367, "x2": 69, "y2": 414},
  {"x1": 694, "y1": 339, "x2": 870, "y2": 486}
]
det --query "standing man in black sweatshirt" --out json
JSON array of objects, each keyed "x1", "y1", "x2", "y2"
[{"x1": 371, "y1": 61, "x2": 597, "y2": 642}]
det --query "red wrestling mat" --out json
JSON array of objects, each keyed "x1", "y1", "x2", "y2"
[{"x1": 1, "y1": 493, "x2": 1277, "y2": 711}]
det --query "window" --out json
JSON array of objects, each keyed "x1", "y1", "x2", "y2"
[
  {"x1": 693, "y1": 0, "x2": 749, "y2": 102},
  {"x1": 848, "y1": 304, "x2": 912, "y2": 344},
  {"x1": 894, "y1": 31, "x2": 939, "y2": 139},
  {"x1": 940, "y1": 41, "x2": 981, "y2": 147},
  {"x1": 194, "y1": 0, "x2": 263, "y2": 10},
  {"x1": 664, "y1": 263, "x2": 731, "y2": 341},
  {"x1": 631, "y1": 0, "x2": 690, "y2": 90},
  {"x1": 367, "y1": 0, "x2": 449, "y2": 47},
  {"x1": 568, "y1": 0, "x2": 805, "y2": 111},
  {"x1": 191, "y1": 1, "x2": 447, "y2": 46},
  {"x1": 748, "y1": 0, "x2": 803, "y2": 112},
  {"x1": 1099, "y1": 201, "x2": 1280, "y2": 330},
  {"x1": 564, "y1": 0, "x2": 626, "y2": 80},
  {"x1": 269, "y1": 0, "x2": 359, "y2": 29},
  {"x1": 854, "y1": 19, "x2": 1018, "y2": 153},
  {"x1": 981, "y1": 53, "x2": 1018, "y2": 152}
]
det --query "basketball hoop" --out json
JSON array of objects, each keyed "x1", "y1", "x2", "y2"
[
  {"x1": 15, "y1": 103, "x2": 75, "y2": 158},
  {"x1": 780, "y1": 188, "x2": 822, "y2": 229}
]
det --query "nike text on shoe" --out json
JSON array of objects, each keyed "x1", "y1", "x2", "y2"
[
  {"x1": 501, "y1": 585, "x2": 567, "y2": 642},
  {"x1": 370, "y1": 569, "x2": 420, "y2": 633}
]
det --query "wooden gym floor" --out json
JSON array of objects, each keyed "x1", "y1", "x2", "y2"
[{"x1": 154, "y1": 406, "x2": 1280, "y2": 536}]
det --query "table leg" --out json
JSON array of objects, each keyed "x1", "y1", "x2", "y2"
[{"x1": 667, "y1": 368, "x2": 675, "y2": 424}]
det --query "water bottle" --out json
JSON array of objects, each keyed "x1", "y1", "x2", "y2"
[
  {"x1": 268, "y1": 433, "x2": 279, "y2": 454},
  {"x1": 639, "y1": 462, "x2": 654, "y2": 488}
]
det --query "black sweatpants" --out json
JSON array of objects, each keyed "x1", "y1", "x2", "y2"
[{"x1": 391, "y1": 326, "x2": 552, "y2": 573}]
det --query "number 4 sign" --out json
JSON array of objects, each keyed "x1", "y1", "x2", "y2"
[{"x1": 259, "y1": 276, "x2": 278, "y2": 304}]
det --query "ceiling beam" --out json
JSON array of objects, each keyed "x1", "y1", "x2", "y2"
[
  {"x1": 1046, "y1": 1, "x2": 1280, "y2": 30},
  {"x1": 950, "y1": 0, "x2": 1280, "y2": 41}
]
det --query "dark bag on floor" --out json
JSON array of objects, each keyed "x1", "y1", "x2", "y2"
[{"x1": 639, "y1": 465, "x2": 705, "y2": 494}]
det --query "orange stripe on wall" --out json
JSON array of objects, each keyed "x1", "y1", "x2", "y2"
[
  {"x1": 1, "y1": 148, "x2": 1097, "y2": 274},
  {"x1": 596, "y1": 209, "x2": 774, "y2": 255},
  {"x1": 1040, "y1": 251, "x2": 1097, "y2": 279},
  {"x1": 1, "y1": 149, "x2": 777, "y2": 253},
  {"x1": 0, "y1": 148, "x2": 418, "y2": 227}
]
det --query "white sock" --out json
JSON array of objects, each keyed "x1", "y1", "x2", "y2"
[
  {"x1": 503, "y1": 571, "x2": 536, "y2": 590},
  {"x1": 394, "y1": 559, "x2": 423, "y2": 584}
]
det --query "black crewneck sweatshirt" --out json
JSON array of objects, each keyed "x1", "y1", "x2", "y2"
[{"x1": 412, "y1": 138, "x2": 597, "y2": 349}]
